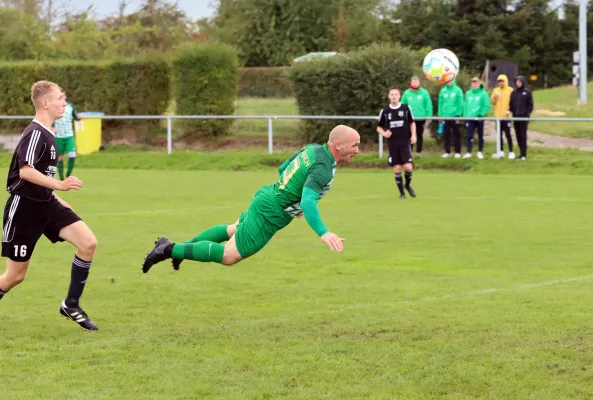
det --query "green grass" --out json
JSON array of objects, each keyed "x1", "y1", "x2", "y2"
[
  {"x1": 527, "y1": 82, "x2": 593, "y2": 138},
  {"x1": 1, "y1": 159, "x2": 593, "y2": 399},
  {"x1": 234, "y1": 97, "x2": 299, "y2": 139}
]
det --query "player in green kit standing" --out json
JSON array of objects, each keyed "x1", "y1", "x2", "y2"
[
  {"x1": 53, "y1": 90, "x2": 80, "y2": 180},
  {"x1": 142, "y1": 125, "x2": 360, "y2": 272}
]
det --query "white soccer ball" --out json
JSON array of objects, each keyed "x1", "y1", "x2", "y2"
[{"x1": 422, "y1": 49, "x2": 460, "y2": 84}]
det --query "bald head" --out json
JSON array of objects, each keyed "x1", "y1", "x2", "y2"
[
  {"x1": 327, "y1": 125, "x2": 360, "y2": 163},
  {"x1": 329, "y1": 125, "x2": 360, "y2": 144}
]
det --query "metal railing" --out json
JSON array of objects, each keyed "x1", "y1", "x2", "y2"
[{"x1": 0, "y1": 115, "x2": 591, "y2": 156}]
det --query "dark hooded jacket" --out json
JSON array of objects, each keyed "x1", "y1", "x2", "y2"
[{"x1": 509, "y1": 76, "x2": 534, "y2": 118}]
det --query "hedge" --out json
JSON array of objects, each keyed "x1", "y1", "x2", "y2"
[
  {"x1": 171, "y1": 43, "x2": 239, "y2": 139},
  {"x1": 239, "y1": 67, "x2": 293, "y2": 98},
  {"x1": 291, "y1": 43, "x2": 420, "y2": 144},
  {"x1": 0, "y1": 58, "x2": 170, "y2": 131}
]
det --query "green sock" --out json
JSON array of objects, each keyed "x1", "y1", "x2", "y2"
[
  {"x1": 171, "y1": 241, "x2": 224, "y2": 263},
  {"x1": 66, "y1": 157, "x2": 75, "y2": 177},
  {"x1": 57, "y1": 160, "x2": 64, "y2": 180},
  {"x1": 186, "y1": 224, "x2": 229, "y2": 244}
]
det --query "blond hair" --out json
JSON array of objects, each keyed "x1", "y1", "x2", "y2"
[{"x1": 30, "y1": 80, "x2": 61, "y2": 107}]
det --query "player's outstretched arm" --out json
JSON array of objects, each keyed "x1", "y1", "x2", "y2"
[
  {"x1": 301, "y1": 187, "x2": 345, "y2": 252},
  {"x1": 19, "y1": 166, "x2": 82, "y2": 191}
]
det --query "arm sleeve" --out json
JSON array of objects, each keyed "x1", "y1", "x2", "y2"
[
  {"x1": 407, "y1": 106, "x2": 415, "y2": 124},
  {"x1": 377, "y1": 109, "x2": 386, "y2": 128},
  {"x1": 481, "y1": 93, "x2": 491, "y2": 116},
  {"x1": 17, "y1": 130, "x2": 45, "y2": 168},
  {"x1": 425, "y1": 91, "x2": 433, "y2": 116},
  {"x1": 457, "y1": 89, "x2": 464, "y2": 116},
  {"x1": 527, "y1": 91, "x2": 534, "y2": 115},
  {"x1": 463, "y1": 93, "x2": 468, "y2": 117},
  {"x1": 509, "y1": 93, "x2": 514, "y2": 114},
  {"x1": 72, "y1": 105, "x2": 80, "y2": 121},
  {"x1": 278, "y1": 149, "x2": 301, "y2": 176},
  {"x1": 301, "y1": 187, "x2": 328, "y2": 237}
]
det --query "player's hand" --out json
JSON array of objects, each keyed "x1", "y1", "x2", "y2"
[
  {"x1": 57, "y1": 176, "x2": 82, "y2": 191},
  {"x1": 384, "y1": 130, "x2": 392, "y2": 138},
  {"x1": 320, "y1": 232, "x2": 345, "y2": 252},
  {"x1": 410, "y1": 136, "x2": 417, "y2": 144},
  {"x1": 493, "y1": 93, "x2": 499, "y2": 99},
  {"x1": 505, "y1": 111, "x2": 510, "y2": 116},
  {"x1": 294, "y1": 213, "x2": 304, "y2": 219},
  {"x1": 426, "y1": 120, "x2": 432, "y2": 126}
]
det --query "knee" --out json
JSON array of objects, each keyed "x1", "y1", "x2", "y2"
[
  {"x1": 227, "y1": 223, "x2": 238, "y2": 238},
  {"x1": 78, "y1": 235, "x2": 98, "y2": 256}
]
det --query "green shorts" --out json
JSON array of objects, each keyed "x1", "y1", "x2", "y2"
[
  {"x1": 55, "y1": 136, "x2": 76, "y2": 156},
  {"x1": 235, "y1": 185, "x2": 292, "y2": 258}
]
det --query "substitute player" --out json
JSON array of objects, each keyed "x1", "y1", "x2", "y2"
[
  {"x1": 142, "y1": 125, "x2": 360, "y2": 272},
  {"x1": 376, "y1": 87, "x2": 417, "y2": 199},
  {"x1": 53, "y1": 90, "x2": 80, "y2": 180},
  {"x1": 0, "y1": 81, "x2": 99, "y2": 331}
]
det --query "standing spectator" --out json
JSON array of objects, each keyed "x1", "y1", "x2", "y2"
[
  {"x1": 462, "y1": 77, "x2": 490, "y2": 159},
  {"x1": 509, "y1": 76, "x2": 534, "y2": 160},
  {"x1": 402, "y1": 76, "x2": 432, "y2": 155},
  {"x1": 490, "y1": 75, "x2": 514, "y2": 159},
  {"x1": 438, "y1": 78, "x2": 464, "y2": 158},
  {"x1": 53, "y1": 90, "x2": 80, "y2": 181}
]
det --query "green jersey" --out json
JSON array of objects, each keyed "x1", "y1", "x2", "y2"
[
  {"x1": 54, "y1": 103, "x2": 79, "y2": 138},
  {"x1": 274, "y1": 144, "x2": 336, "y2": 217}
]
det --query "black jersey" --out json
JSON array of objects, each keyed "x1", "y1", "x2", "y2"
[
  {"x1": 6, "y1": 120, "x2": 58, "y2": 202},
  {"x1": 377, "y1": 104, "x2": 415, "y2": 146}
]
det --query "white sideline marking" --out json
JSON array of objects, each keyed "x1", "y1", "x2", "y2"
[{"x1": 220, "y1": 275, "x2": 593, "y2": 329}]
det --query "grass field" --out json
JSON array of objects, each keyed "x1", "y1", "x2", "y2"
[
  {"x1": 530, "y1": 81, "x2": 593, "y2": 138},
  {"x1": 1, "y1": 156, "x2": 593, "y2": 399}
]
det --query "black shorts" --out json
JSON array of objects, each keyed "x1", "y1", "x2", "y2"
[
  {"x1": 1, "y1": 194, "x2": 82, "y2": 262},
  {"x1": 388, "y1": 145, "x2": 413, "y2": 166}
]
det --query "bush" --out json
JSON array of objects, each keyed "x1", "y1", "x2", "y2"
[
  {"x1": 0, "y1": 58, "x2": 170, "y2": 133},
  {"x1": 291, "y1": 43, "x2": 420, "y2": 144},
  {"x1": 239, "y1": 67, "x2": 293, "y2": 98},
  {"x1": 171, "y1": 43, "x2": 239, "y2": 139}
]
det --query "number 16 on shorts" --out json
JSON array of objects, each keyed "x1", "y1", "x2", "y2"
[{"x1": 13, "y1": 245, "x2": 27, "y2": 258}]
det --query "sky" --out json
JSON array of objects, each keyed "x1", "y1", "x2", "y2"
[{"x1": 71, "y1": 0, "x2": 216, "y2": 21}]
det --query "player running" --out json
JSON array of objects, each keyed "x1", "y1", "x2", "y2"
[
  {"x1": 0, "y1": 81, "x2": 99, "y2": 331},
  {"x1": 376, "y1": 87, "x2": 417, "y2": 199},
  {"x1": 142, "y1": 125, "x2": 360, "y2": 272}
]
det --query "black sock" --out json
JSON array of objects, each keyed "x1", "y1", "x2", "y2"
[
  {"x1": 405, "y1": 171, "x2": 412, "y2": 187},
  {"x1": 0, "y1": 287, "x2": 8, "y2": 300},
  {"x1": 66, "y1": 256, "x2": 92, "y2": 308},
  {"x1": 395, "y1": 173, "x2": 404, "y2": 195}
]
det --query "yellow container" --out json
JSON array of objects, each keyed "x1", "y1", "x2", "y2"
[{"x1": 74, "y1": 112, "x2": 104, "y2": 155}]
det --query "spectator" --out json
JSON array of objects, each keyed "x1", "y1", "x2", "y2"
[
  {"x1": 509, "y1": 76, "x2": 534, "y2": 160},
  {"x1": 462, "y1": 77, "x2": 490, "y2": 159},
  {"x1": 490, "y1": 75, "x2": 514, "y2": 159},
  {"x1": 438, "y1": 78, "x2": 464, "y2": 158},
  {"x1": 402, "y1": 76, "x2": 433, "y2": 155}
]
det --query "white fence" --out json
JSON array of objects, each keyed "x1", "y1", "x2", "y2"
[{"x1": 0, "y1": 115, "x2": 591, "y2": 156}]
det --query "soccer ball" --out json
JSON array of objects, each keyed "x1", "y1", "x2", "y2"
[{"x1": 422, "y1": 49, "x2": 459, "y2": 84}]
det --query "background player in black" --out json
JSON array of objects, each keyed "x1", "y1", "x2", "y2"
[
  {"x1": 377, "y1": 87, "x2": 417, "y2": 199},
  {"x1": 0, "y1": 81, "x2": 99, "y2": 331}
]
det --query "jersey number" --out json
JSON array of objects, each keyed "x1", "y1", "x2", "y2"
[
  {"x1": 14, "y1": 245, "x2": 27, "y2": 258},
  {"x1": 279, "y1": 157, "x2": 300, "y2": 189}
]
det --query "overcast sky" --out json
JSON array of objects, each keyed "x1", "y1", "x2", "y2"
[
  {"x1": 70, "y1": 0, "x2": 216, "y2": 21},
  {"x1": 67, "y1": 0, "x2": 566, "y2": 21}
]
